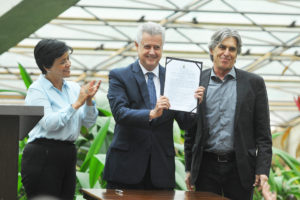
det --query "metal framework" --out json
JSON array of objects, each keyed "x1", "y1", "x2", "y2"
[{"x1": 1, "y1": 0, "x2": 300, "y2": 129}]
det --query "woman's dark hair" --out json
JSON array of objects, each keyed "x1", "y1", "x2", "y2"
[{"x1": 34, "y1": 39, "x2": 73, "y2": 74}]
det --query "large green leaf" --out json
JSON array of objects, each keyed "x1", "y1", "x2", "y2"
[
  {"x1": 75, "y1": 195, "x2": 85, "y2": 200},
  {"x1": 273, "y1": 147, "x2": 300, "y2": 177},
  {"x1": 95, "y1": 92, "x2": 111, "y2": 113},
  {"x1": 18, "y1": 63, "x2": 33, "y2": 89},
  {"x1": 98, "y1": 108, "x2": 112, "y2": 116},
  {"x1": 175, "y1": 158, "x2": 187, "y2": 190},
  {"x1": 94, "y1": 154, "x2": 106, "y2": 165},
  {"x1": 0, "y1": 89, "x2": 26, "y2": 96},
  {"x1": 76, "y1": 171, "x2": 101, "y2": 189},
  {"x1": 274, "y1": 176, "x2": 284, "y2": 193},
  {"x1": 272, "y1": 131, "x2": 284, "y2": 139},
  {"x1": 174, "y1": 143, "x2": 184, "y2": 152},
  {"x1": 96, "y1": 116, "x2": 115, "y2": 134},
  {"x1": 80, "y1": 117, "x2": 111, "y2": 172},
  {"x1": 173, "y1": 121, "x2": 181, "y2": 144},
  {"x1": 286, "y1": 176, "x2": 300, "y2": 186},
  {"x1": 268, "y1": 169, "x2": 276, "y2": 191},
  {"x1": 89, "y1": 154, "x2": 106, "y2": 188},
  {"x1": 18, "y1": 173, "x2": 23, "y2": 193}
]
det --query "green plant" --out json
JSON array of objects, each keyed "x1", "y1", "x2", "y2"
[
  {"x1": 18, "y1": 63, "x2": 33, "y2": 89},
  {"x1": 253, "y1": 132, "x2": 300, "y2": 200},
  {"x1": 15, "y1": 63, "x2": 33, "y2": 200},
  {"x1": 18, "y1": 138, "x2": 28, "y2": 200},
  {"x1": 0, "y1": 63, "x2": 32, "y2": 97},
  {"x1": 0, "y1": 63, "x2": 30, "y2": 96},
  {"x1": 74, "y1": 104, "x2": 113, "y2": 198}
]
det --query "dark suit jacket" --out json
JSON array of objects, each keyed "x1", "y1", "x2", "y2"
[
  {"x1": 103, "y1": 60, "x2": 194, "y2": 188},
  {"x1": 184, "y1": 68, "x2": 272, "y2": 190}
]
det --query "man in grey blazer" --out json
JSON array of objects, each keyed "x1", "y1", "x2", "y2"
[
  {"x1": 184, "y1": 28, "x2": 272, "y2": 199},
  {"x1": 103, "y1": 22, "x2": 205, "y2": 190}
]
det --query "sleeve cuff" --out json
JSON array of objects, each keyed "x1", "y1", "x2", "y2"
[
  {"x1": 84, "y1": 101, "x2": 98, "y2": 115},
  {"x1": 68, "y1": 104, "x2": 77, "y2": 115}
]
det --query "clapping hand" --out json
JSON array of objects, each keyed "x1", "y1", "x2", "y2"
[
  {"x1": 73, "y1": 80, "x2": 101, "y2": 109},
  {"x1": 84, "y1": 80, "x2": 101, "y2": 98}
]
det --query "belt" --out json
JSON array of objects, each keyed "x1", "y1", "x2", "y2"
[
  {"x1": 31, "y1": 138, "x2": 75, "y2": 146},
  {"x1": 203, "y1": 151, "x2": 235, "y2": 162}
]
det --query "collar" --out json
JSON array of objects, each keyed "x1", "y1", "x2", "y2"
[
  {"x1": 138, "y1": 60, "x2": 159, "y2": 78},
  {"x1": 39, "y1": 74, "x2": 68, "y2": 90},
  {"x1": 211, "y1": 67, "x2": 236, "y2": 81}
]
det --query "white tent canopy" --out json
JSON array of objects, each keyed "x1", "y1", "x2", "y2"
[{"x1": 1, "y1": 0, "x2": 300, "y2": 130}]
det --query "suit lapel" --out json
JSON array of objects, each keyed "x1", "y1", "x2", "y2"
[
  {"x1": 200, "y1": 68, "x2": 211, "y2": 124},
  {"x1": 201, "y1": 69, "x2": 211, "y2": 103},
  {"x1": 132, "y1": 60, "x2": 151, "y2": 108},
  {"x1": 234, "y1": 68, "x2": 246, "y2": 129},
  {"x1": 195, "y1": 68, "x2": 211, "y2": 146}
]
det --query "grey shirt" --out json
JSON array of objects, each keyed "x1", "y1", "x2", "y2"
[{"x1": 205, "y1": 67, "x2": 237, "y2": 154}]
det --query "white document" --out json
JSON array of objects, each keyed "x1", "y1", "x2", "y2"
[{"x1": 164, "y1": 57, "x2": 202, "y2": 113}]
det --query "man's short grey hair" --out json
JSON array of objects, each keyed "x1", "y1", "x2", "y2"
[
  {"x1": 136, "y1": 22, "x2": 165, "y2": 45},
  {"x1": 208, "y1": 28, "x2": 242, "y2": 61}
]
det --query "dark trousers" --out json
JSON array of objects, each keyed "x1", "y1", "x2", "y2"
[
  {"x1": 107, "y1": 156, "x2": 172, "y2": 190},
  {"x1": 21, "y1": 139, "x2": 76, "y2": 200},
  {"x1": 195, "y1": 152, "x2": 253, "y2": 200}
]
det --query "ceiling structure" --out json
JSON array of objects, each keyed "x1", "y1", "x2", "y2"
[
  {"x1": 0, "y1": 0, "x2": 80, "y2": 54},
  {"x1": 1, "y1": 0, "x2": 300, "y2": 131}
]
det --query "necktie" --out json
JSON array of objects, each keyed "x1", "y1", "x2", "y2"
[{"x1": 147, "y1": 72, "x2": 157, "y2": 109}]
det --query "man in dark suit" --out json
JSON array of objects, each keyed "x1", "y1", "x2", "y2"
[
  {"x1": 103, "y1": 22, "x2": 205, "y2": 190},
  {"x1": 184, "y1": 28, "x2": 272, "y2": 199}
]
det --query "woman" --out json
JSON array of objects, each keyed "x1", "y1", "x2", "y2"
[{"x1": 21, "y1": 39, "x2": 101, "y2": 199}]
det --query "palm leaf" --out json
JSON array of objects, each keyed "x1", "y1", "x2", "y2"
[
  {"x1": 175, "y1": 158, "x2": 187, "y2": 190},
  {"x1": 98, "y1": 108, "x2": 112, "y2": 116},
  {"x1": 76, "y1": 171, "x2": 101, "y2": 189},
  {"x1": 273, "y1": 147, "x2": 300, "y2": 177},
  {"x1": 173, "y1": 121, "x2": 182, "y2": 144},
  {"x1": 80, "y1": 117, "x2": 111, "y2": 172},
  {"x1": 89, "y1": 154, "x2": 106, "y2": 188},
  {"x1": 272, "y1": 131, "x2": 284, "y2": 139},
  {"x1": 174, "y1": 143, "x2": 184, "y2": 152},
  {"x1": 0, "y1": 89, "x2": 26, "y2": 96},
  {"x1": 18, "y1": 63, "x2": 33, "y2": 89},
  {"x1": 286, "y1": 176, "x2": 300, "y2": 186},
  {"x1": 96, "y1": 116, "x2": 115, "y2": 134}
]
